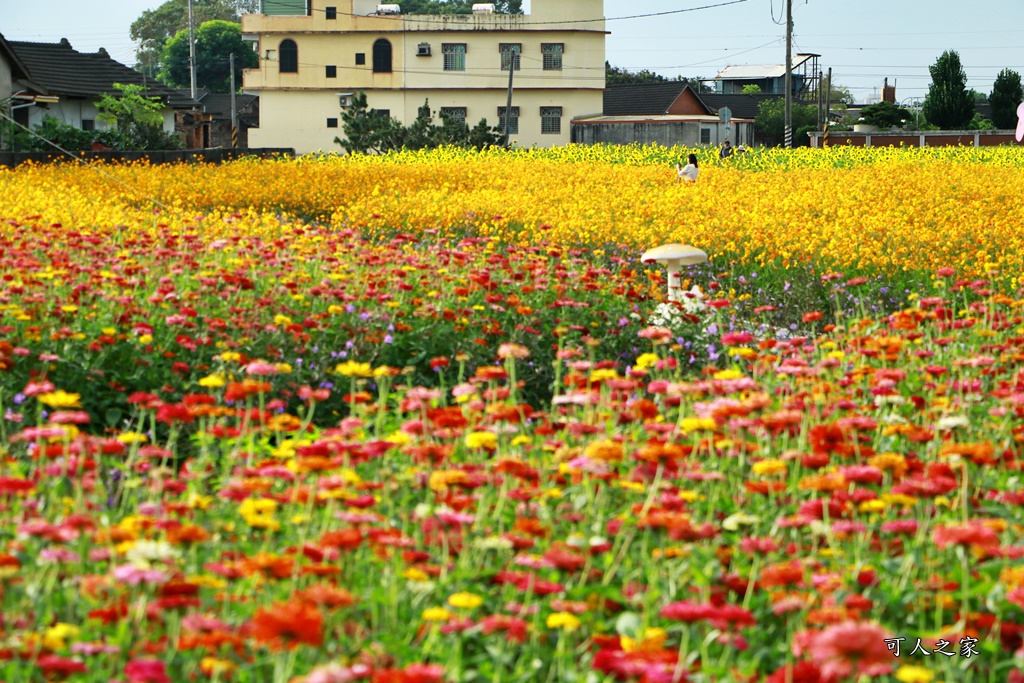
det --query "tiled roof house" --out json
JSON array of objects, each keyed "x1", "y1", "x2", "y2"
[
  {"x1": 573, "y1": 82, "x2": 762, "y2": 147},
  {"x1": 1, "y1": 34, "x2": 199, "y2": 138}
]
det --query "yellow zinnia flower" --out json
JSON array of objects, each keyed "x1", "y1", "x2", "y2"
[
  {"x1": 37, "y1": 391, "x2": 82, "y2": 409},
  {"x1": 447, "y1": 592, "x2": 484, "y2": 609},
  {"x1": 546, "y1": 612, "x2": 581, "y2": 632}
]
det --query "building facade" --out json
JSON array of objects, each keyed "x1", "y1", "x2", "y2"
[
  {"x1": 241, "y1": 0, "x2": 606, "y2": 153},
  {"x1": 713, "y1": 54, "x2": 820, "y2": 98}
]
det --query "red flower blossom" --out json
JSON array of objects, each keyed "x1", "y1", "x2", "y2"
[
  {"x1": 248, "y1": 600, "x2": 324, "y2": 651},
  {"x1": 124, "y1": 658, "x2": 172, "y2": 683}
]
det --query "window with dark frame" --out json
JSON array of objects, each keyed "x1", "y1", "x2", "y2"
[
  {"x1": 372, "y1": 39, "x2": 392, "y2": 73},
  {"x1": 442, "y1": 43, "x2": 466, "y2": 71},
  {"x1": 81, "y1": 119, "x2": 95, "y2": 131},
  {"x1": 540, "y1": 106, "x2": 562, "y2": 134},
  {"x1": 497, "y1": 106, "x2": 519, "y2": 134},
  {"x1": 355, "y1": 53, "x2": 366, "y2": 65},
  {"x1": 372, "y1": 109, "x2": 391, "y2": 118},
  {"x1": 541, "y1": 43, "x2": 563, "y2": 71},
  {"x1": 700, "y1": 127, "x2": 711, "y2": 145},
  {"x1": 325, "y1": 6, "x2": 337, "y2": 19},
  {"x1": 279, "y1": 39, "x2": 298, "y2": 73},
  {"x1": 439, "y1": 107, "x2": 467, "y2": 125},
  {"x1": 325, "y1": 65, "x2": 337, "y2": 78},
  {"x1": 327, "y1": 118, "x2": 338, "y2": 128},
  {"x1": 499, "y1": 43, "x2": 521, "y2": 71}
]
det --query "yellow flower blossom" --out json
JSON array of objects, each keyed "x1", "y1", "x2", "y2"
[
  {"x1": 447, "y1": 592, "x2": 484, "y2": 609},
  {"x1": 546, "y1": 612, "x2": 581, "y2": 631},
  {"x1": 37, "y1": 391, "x2": 82, "y2": 409}
]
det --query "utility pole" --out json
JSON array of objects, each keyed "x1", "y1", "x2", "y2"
[
  {"x1": 783, "y1": 0, "x2": 792, "y2": 148},
  {"x1": 230, "y1": 52, "x2": 238, "y2": 148},
  {"x1": 188, "y1": 0, "x2": 198, "y2": 101},
  {"x1": 503, "y1": 48, "x2": 515, "y2": 143},
  {"x1": 816, "y1": 72, "x2": 823, "y2": 131},
  {"x1": 823, "y1": 67, "x2": 832, "y2": 147}
]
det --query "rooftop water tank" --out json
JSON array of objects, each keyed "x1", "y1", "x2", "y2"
[
  {"x1": 376, "y1": 4, "x2": 402, "y2": 14},
  {"x1": 472, "y1": 3, "x2": 495, "y2": 13}
]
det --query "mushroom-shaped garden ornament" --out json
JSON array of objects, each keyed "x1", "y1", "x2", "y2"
[{"x1": 641, "y1": 243, "x2": 708, "y2": 302}]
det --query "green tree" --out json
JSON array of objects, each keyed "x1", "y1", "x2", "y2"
[
  {"x1": 161, "y1": 20, "x2": 259, "y2": 93},
  {"x1": 131, "y1": 0, "x2": 241, "y2": 79},
  {"x1": 857, "y1": 101, "x2": 914, "y2": 129},
  {"x1": 754, "y1": 99, "x2": 818, "y2": 147},
  {"x1": 742, "y1": 84, "x2": 762, "y2": 94},
  {"x1": 605, "y1": 62, "x2": 705, "y2": 91},
  {"x1": 336, "y1": 93, "x2": 502, "y2": 154},
  {"x1": 96, "y1": 83, "x2": 182, "y2": 150},
  {"x1": 922, "y1": 50, "x2": 975, "y2": 130},
  {"x1": 990, "y1": 68, "x2": 1024, "y2": 129},
  {"x1": 825, "y1": 82, "x2": 854, "y2": 107}
]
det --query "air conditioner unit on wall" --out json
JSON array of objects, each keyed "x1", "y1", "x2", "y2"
[
  {"x1": 417, "y1": 43, "x2": 431, "y2": 56},
  {"x1": 338, "y1": 92, "x2": 355, "y2": 107}
]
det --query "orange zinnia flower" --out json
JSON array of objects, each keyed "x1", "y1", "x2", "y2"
[{"x1": 248, "y1": 600, "x2": 323, "y2": 651}]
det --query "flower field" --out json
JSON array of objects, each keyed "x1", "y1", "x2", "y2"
[{"x1": 1, "y1": 145, "x2": 1024, "y2": 683}]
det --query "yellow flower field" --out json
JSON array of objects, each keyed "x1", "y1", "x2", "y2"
[{"x1": 2, "y1": 145, "x2": 1023, "y2": 276}]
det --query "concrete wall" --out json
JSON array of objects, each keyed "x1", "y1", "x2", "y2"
[
  {"x1": 571, "y1": 120, "x2": 755, "y2": 148},
  {"x1": 243, "y1": 0, "x2": 604, "y2": 152},
  {"x1": 19, "y1": 98, "x2": 178, "y2": 135},
  {"x1": 809, "y1": 130, "x2": 1023, "y2": 148},
  {"x1": 0, "y1": 51, "x2": 12, "y2": 101}
]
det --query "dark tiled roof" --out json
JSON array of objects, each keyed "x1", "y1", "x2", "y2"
[
  {"x1": 696, "y1": 93, "x2": 818, "y2": 120},
  {"x1": 200, "y1": 92, "x2": 259, "y2": 119},
  {"x1": 604, "y1": 82, "x2": 696, "y2": 116},
  {"x1": 696, "y1": 93, "x2": 785, "y2": 120},
  {"x1": 0, "y1": 32, "x2": 31, "y2": 81},
  {"x1": 7, "y1": 39, "x2": 199, "y2": 108}
]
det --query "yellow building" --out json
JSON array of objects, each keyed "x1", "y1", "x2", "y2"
[{"x1": 241, "y1": 0, "x2": 605, "y2": 153}]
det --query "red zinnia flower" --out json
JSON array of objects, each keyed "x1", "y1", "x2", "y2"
[{"x1": 248, "y1": 600, "x2": 324, "y2": 650}]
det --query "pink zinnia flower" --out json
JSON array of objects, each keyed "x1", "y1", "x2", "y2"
[
  {"x1": 244, "y1": 360, "x2": 278, "y2": 376},
  {"x1": 802, "y1": 621, "x2": 893, "y2": 680},
  {"x1": 124, "y1": 658, "x2": 171, "y2": 683}
]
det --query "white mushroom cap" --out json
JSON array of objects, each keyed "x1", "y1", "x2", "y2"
[{"x1": 641, "y1": 243, "x2": 708, "y2": 265}]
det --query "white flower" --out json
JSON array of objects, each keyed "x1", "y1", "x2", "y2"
[{"x1": 936, "y1": 414, "x2": 970, "y2": 430}]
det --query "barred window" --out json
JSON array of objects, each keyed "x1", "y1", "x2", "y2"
[
  {"x1": 700, "y1": 127, "x2": 712, "y2": 145},
  {"x1": 498, "y1": 106, "x2": 519, "y2": 134},
  {"x1": 440, "y1": 107, "x2": 467, "y2": 125},
  {"x1": 442, "y1": 43, "x2": 466, "y2": 71},
  {"x1": 541, "y1": 43, "x2": 563, "y2": 71},
  {"x1": 499, "y1": 43, "x2": 521, "y2": 71},
  {"x1": 540, "y1": 106, "x2": 562, "y2": 134}
]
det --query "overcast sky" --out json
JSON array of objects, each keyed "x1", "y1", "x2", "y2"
[{"x1": 2, "y1": 0, "x2": 1022, "y2": 103}]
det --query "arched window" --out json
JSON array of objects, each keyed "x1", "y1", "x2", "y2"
[
  {"x1": 279, "y1": 39, "x2": 298, "y2": 73},
  {"x1": 372, "y1": 38, "x2": 392, "y2": 73}
]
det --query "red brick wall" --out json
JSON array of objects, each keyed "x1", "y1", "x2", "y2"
[{"x1": 668, "y1": 89, "x2": 708, "y2": 115}]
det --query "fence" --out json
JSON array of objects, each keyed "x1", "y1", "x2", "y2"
[
  {"x1": 807, "y1": 130, "x2": 1021, "y2": 148},
  {"x1": 0, "y1": 148, "x2": 295, "y2": 168}
]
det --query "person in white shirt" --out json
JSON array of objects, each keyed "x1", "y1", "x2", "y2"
[{"x1": 676, "y1": 154, "x2": 699, "y2": 183}]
